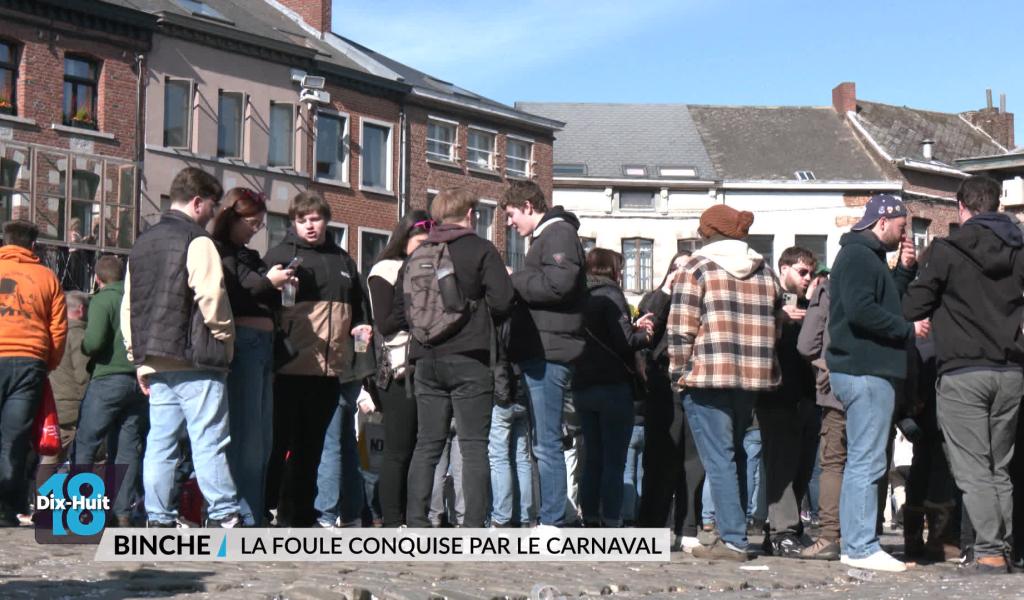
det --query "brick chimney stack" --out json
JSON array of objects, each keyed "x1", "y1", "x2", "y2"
[
  {"x1": 961, "y1": 89, "x2": 1015, "y2": 150},
  {"x1": 832, "y1": 82, "x2": 857, "y2": 114},
  {"x1": 278, "y1": 0, "x2": 331, "y2": 34}
]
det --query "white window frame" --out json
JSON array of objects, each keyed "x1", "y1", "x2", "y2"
[
  {"x1": 314, "y1": 109, "x2": 350, "y2": 186},
  {"x1": 617, "y1": 189, "x2": 656, "y2": 211},
  {"x1": 505, "y1": 135, "x2": 533, "y2": 178},
  {"x1": 622, "y1": 237, "x2": 655, "y2": 293},
  {"x1": 467, "y1": 125, "x2": 497, "y2": 171},
  {"x1": 162, "y1": 78, "x2": 194, "y2": 150},
  {"x1": 475, "y1": 199, "x2": 497, "y2": 241},
  {"x1": 358, "y1": 226, "x2": 392, "y2": 273},
  {"x1": 426, "y1": 116, "x2": 458, "y2": 163},
  {"x1": 217, "y1": 90, "x2": 246, "y2": 159},
  {"x1": 268, "y1": 101, "x2": 295, "y2": 168},
  {"x1": 328, "y1": 221, "x2": 349, "y2": 250},
  {"x1": 359, "y1": 117, "x2": 395, "y2": 195}
]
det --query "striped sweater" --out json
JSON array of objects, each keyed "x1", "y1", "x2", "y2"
[{"x1": 667, "y1": 239, "x2": 783, "y2": 391}]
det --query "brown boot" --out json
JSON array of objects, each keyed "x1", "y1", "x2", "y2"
[{"x1": 800, "y1": 537, "x2": 840, "y2": 561}]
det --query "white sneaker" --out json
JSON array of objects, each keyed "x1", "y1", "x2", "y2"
[
  {"x1": 841, "y1": 550, "x2": 906, "y2": 572},
  {"x1": 680, "y1": 536, "x2": 701, "y2": 553}
]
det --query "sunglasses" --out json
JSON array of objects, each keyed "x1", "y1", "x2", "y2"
[
  {"x1": 796, "y1": 268, "x2": 812, "y2": 277},
  {"x1": 412, "y1": 219, "x2": 435, "y2": 233}
]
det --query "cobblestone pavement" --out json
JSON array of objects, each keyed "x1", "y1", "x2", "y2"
[{"x1": 0, "y1": 528, "x2": 1021, "y2": 599}]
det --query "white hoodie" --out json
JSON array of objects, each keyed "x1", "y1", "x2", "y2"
[{"x1": 693, "y1": 237, "x2": 766, "y2": 279}]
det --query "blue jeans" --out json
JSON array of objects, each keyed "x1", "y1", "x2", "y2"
[
  {"x1": 701, "y1": 427, "x2": 764, "y2": 524},
  {"x1": 520, "y1": 359, "x2": 573, "y2": 526},
  {"x1": 0, "y1": 357, "x2": 46, "y2": 516},
  {"x1": 574, "y1": 383, "x2": 634, "y2": 526},
  {"x1": 314, "y1": 381, "x2": 364, "y2": 525},
  {"x1": 683, "y1": 388, "x2": 755, "y2": 549},
  {"x1": 489, "y1": 402, "x2": 533, "y2": 526},
  {"x1": 144, "y1": 370, "x2": 239, "y2": 522},
  {"x1": 830, "y1": 372, "x2": 895, "y2": 559},
  {"x1": 225, "y1": 326, "x2": 274, "y2": 525},
  {"x1": 623, "y1": 424, "x2": 645, "y2": 524},
  {"x1": 72, "y1": 372, "x2": 148, "y2": 517}
]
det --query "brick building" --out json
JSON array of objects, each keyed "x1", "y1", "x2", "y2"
[{"x1": 0, "y1": 0, "x2": 153, "y2": 289}]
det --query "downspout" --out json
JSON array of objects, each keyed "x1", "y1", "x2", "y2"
[
  {"x1": 133, "y1": 52, "x2": 145, "y2": 238},
  {"x1": 398, "y1": 98, "x2": 407, "y2": 219}
]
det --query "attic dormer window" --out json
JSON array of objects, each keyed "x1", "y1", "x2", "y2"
[
  {"x1": 623, "y1": 165, "x2": 647, "y2": 177},
  {"x1": 795, "y1": 170, "x2": 816, "y2": 181},
  {"x1": 174, "y1": 0, "x2": 231, "y2": 23}
]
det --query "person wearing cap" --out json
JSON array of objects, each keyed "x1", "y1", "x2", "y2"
[
  {"x1": 826, "y1": 193, "x2": 929, "y2": 572},
  {"x1": 667, "y1": 204, "x2": 783, "y2": 561},
  {"x1": 903, "y1": 176, "x2": 1024, "y2": 574}
]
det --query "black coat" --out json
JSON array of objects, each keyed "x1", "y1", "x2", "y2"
[{"x1": 573, "y1": 276, "x2": 650, "y2": 390}]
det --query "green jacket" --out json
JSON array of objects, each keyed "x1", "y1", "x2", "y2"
[
  {"x1": 48, "y1": 320, "x2": 89, "y2": 426},
  {"x1": 82, "y1": 281, "x2": 134, "y2": 379}
]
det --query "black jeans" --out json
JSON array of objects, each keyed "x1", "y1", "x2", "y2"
[
  {"x1": 378, "y1": 379, "x2": 418, "y2": 527},
  {"x1": 72, "y1": 372, "x2": 149, "y2": 517},
  {"x1": 407, "y1": 354, "x2": 492, "y2": 528},
  {"x1": 269, "y1": 375, "x2": 339, "y2": 527},
  {"x1": 639, "y1": 385, "x2": 705, "y2": 537},
  {"x1": 0, "y1": 357, "x2": 46, "y2": 517},
  {"x1": 757, "y1": 395, "x2": 819, "y2": 535}
]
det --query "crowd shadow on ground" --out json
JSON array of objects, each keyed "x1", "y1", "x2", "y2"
[{"x1": 0, "y1": 568, "x2": 217, "y2": 598}]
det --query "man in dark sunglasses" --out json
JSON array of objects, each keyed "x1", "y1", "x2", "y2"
[{"x1": 757, "y1": 245, "x2": 820, "y2": 559}]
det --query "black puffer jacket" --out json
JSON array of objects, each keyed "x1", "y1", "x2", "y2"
[
  {"x1": 509, "y1": 207, "x2": 587, "y2": 364},
  {"x1": 573, "y1": 275, "x2": 650, "y2": 390},
  {"x1": 903, "y1": 212, "x2": 1024, "y2": 375}
]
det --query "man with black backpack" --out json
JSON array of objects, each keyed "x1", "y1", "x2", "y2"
[
  {"x1": 501, "y1": 180, "x2": 587, "y2": 529},
  {"x1": 391, "y1": 187, "x2": 514, "y2": 528}
]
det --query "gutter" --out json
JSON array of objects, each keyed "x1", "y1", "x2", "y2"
[
  {"x1": 412, "y1": 88, "x2": 564, "y2": 132},
  {"x1": 721, "y1": 181, "x2": 902, "y2": 191},
  {"x1": 894, "y1": 158, "x2": 970, "y2": 179},
  {"x1": 554, "y1": 176, "x2": 714, "y2": 188},
  {"x1": 134, "y1": 52, "x2": 145, "y2": 238}
]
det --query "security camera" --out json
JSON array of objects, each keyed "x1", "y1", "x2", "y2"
[
  {"x1": 300, "y1": 88, "x2": 331, "y2": 105},
  {"x1": 300, "y1": 75, "x2": 326, "y2": 91}
]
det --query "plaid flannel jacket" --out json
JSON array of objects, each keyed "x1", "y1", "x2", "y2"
[{"x1": 667, "y1": 255, "x2": 782, "y2": 391}]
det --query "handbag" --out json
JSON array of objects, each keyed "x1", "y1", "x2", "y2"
[{"x1": 33, "y1": 381, "x2": 61, "y2": 456}]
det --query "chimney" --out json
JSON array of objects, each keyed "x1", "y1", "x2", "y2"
[
  {"x1": 962, "y1": 91, "x2": 1015, "y2": 150},
  {"x1": 832, "y1": 82, "x2": 856, "y2": 114},
  {"x1": 921, "y1": 139, "x2": 934, "y2": 161},
  {"x1": 278, "y1": 0, "x2": 331, "y2": 34}
]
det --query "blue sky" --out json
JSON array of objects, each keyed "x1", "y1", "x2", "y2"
[{"x1": 334, "y1": 0, "x2": 1024, "y2": 145}]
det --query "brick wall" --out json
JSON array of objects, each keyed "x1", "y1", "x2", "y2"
[
  {"x1": 308, "y1": 82, "x2": 402, "y2": 258},
  {"x1": 274, "y1": 0, "x2": 331, "y2": 33},
  {"x1": 905, "y1": 197, "x2": 958, "y2": 238},
  {"x1": 3, "y1": 20, "x2": 139, "y2": 159},
  {"x1": 962, "y1": 108, "x2": 1015, "y2": 150},
  {"x1": 406, "y1": 103, "x2": 554, "y2": 257}
]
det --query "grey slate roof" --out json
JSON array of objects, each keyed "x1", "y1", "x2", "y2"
[
  {"x1": 689, "y1": 105, "x2": 890, "y2": 182},
  {"x1": 515, "y1": 103, "x2": 717, "y2": 179},
  {"x1": 854, "y1": 100, "x2": 1004, "y2": 165}
]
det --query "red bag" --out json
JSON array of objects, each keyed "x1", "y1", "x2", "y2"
[{"x1": 33, "y1": 381, "x2": 61, "y2": 456}]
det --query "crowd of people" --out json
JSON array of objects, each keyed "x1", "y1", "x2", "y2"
[{"x1": 1, "y1": 166, "x2": 1023, "y2": 575}]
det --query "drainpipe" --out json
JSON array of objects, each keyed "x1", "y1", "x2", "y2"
[
  {"x1": 398, "y1": 99, "x2": 407, "y2": 219},
  {"x1": 133, "y1": 52, "x2": 145, "y2": 239}
]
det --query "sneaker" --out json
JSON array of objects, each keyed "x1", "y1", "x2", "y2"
[
  {"x1": 841, "y1": 550, "x2": 906, "y2": 572},
  {"x1": 692, "y1": 538, "x2": 750, "y2": 562},
  {"x1": 316, "y1": 519, "x2": 338, "y2": 529},
  {"x1": 205, "y1": 513, "x2": 241, "y2": 528},
  {"x1": 800, "y1": 537, "x2": 841, "y2": 561},
  {"x1": 679, "y1": 536, "x2": 702, "y2": 553},
  {"x1": 960, "y1": 555, "x2": 1010, "y2": 575},
  {"x1": 147, "y1": 520, "x2": 176, "y2": 528},
  {"x1": 768, "y1": 532, "x2": 808, "y2": 558}
]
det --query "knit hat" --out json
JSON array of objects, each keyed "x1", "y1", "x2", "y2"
[{"x1": 698, "y1": 204, "x2": 755, "y2": 240}]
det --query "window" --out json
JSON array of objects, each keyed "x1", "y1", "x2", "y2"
[
  {"x1": 506, "y1": 225, "x2": 526, "y2": 272},
  {"x1": 174, "y1": 0, "x2": 230, "y2": 22},
  {"x1": 948, "y1": 223, "x2": 959, "y2": 235},
  {"x1": 266, "y1": 213, "x2": 289, "y2": 249},
  {"x1": 506, "y1": 138, "x2": 531, "y2": 178},
  {"x1": 268, "y1": 102, "x2": 294, "y2": 167},
  {"x1": 360, "y1": 229, "x2": 390, "y2": 279},
  {"x1": 163, "y1": 79, "x2": 192, "y2": 148},
  {"x1": 794, "y1": 170, "x2": 816, "y2": 181},
  {"x1": 747, "y1": 235, "x2": 775, "y2": 272},
  {"x1": 467, "y1": 128, "x2": 495, "y2": 170},
  {"x1": 619, "y1": 190, "x2": 655, "y2": 211},
  {"x1": 795, "y1": 234, "x2": 828, "y2": 266},
  {"x1": 360, "y1": 120, "x2": 392, "y2": 192},
  {"x1": 622, "y1": 238, "x2": 654, "y2": 292},
  {"x1": 475, "y1": 202, "x2": 495, "y2": 241},
  {"x1": 63, "y1": 56, "x2": 98, "y2": 128},
  {"x1": 623, "y1": 165, "x2": 647, "y2": 177},
  {"x1": 659, "y1": 166, "x2": 697, "y2": 178},
  {"x1": 553, "y1": 163, "x2": 586, "y2": 176},
  {"x1": 217, "y1": 91, "x2": 244, "y2": 158},
  {"x1": 580, "y1": 237, "x2": 596, "y2": 254},
  {"x1": 677, "y1": 238, "x2": 702, "y2": 253},
  {"x1": 426, "y1": 119, "x2": 456, "y2": 162},
  {"x1": 328, "y1": 223, "x2": 348, "y2": 250},
  {"x1": 0, "y1": 156, "x2": 22, "y2": 223},
  {"x1": 0, "y1": 42, "x2": 18, "y2": 115},
  {"x1": 315, "y1": 113, "x2": 348, "y2": 182},
  {"x1": 912, "y1": 218, "x2": 930, "y2": 254}
]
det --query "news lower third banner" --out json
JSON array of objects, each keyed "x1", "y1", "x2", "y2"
[{"x1": 94, "y1": 529, "x2": 671, "y2": 562}]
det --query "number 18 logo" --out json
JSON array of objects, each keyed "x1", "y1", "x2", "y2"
[{"x1": 37, "y1": 473, "x2": 109, "y2": 536}]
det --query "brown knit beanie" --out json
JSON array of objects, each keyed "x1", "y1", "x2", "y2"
[{"x1": 698, "y1": 204, "x2": 755, "y2": 240}]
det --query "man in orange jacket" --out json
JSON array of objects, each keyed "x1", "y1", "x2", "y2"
[{"x1": 0, "y1": 220, "x2": 67, "y2": 526}]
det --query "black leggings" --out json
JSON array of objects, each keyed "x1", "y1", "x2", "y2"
[{"x1": 377, "y1": 379, "x2": 418, "y2": 527}]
